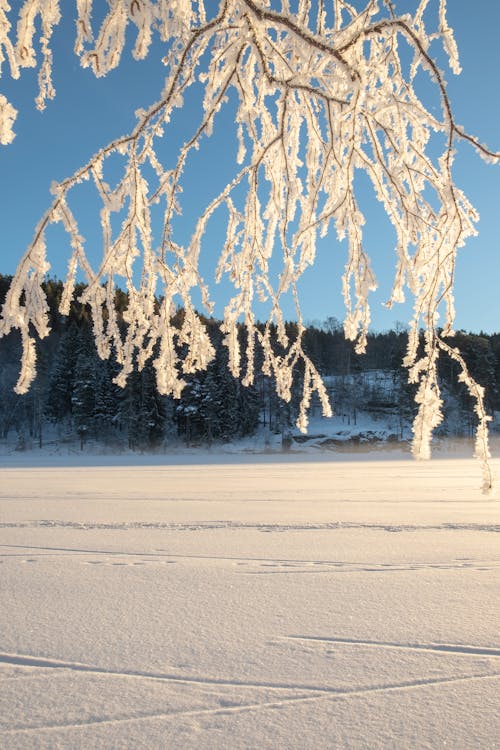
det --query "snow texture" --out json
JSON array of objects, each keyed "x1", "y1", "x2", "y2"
[{"x1": 1, "y1": 454, "x2": 499, "y2": 749}]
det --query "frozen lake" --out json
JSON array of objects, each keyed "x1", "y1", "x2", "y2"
[{"x1": 1, "y1": 457, "x2": 499, "y2": 749}]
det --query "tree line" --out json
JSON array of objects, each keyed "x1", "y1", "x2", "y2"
[{"x1": 0, "y1": 275, "x2": 498, "y2": 452}]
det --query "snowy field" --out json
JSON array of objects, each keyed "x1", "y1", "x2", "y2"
[{"x1": 1, "y1": 455, "x2": 499, "y2": 749}]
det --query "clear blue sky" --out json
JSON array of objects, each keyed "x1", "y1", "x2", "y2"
[{"x1": 0, "y1": 0, "x2": 499, "y2": 333}]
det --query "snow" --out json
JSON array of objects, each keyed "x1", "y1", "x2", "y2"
[{"x1": 1, "y1": 454, "x2": 499, "y2": 749}]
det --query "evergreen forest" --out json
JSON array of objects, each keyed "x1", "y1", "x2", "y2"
[{"x1": 1, "y1": 275, "x2": 499, "y2": 453}]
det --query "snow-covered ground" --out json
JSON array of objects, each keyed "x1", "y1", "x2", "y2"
[
  {"x1": 4, "y1": 408, "x2": 499, "y2": 462},
  {"x1": 1, "y1": 455, "x2": 499, "y2": 749}
]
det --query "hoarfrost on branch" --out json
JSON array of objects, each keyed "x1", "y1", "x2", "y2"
[{"x1": 0, "y1": 0, "x2": 498, "y2": 488}]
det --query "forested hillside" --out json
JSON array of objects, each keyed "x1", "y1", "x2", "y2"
[{"x1": 1, "y1": 275, "x2": 499, "y2": 452}]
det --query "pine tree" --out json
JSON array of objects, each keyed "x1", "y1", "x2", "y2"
[
  {"x1": 122, "y1": 363, "x2": 167, "y2": 451},
  {"x1": 46, "y1": 322, "x2": 80, "y2": 425},
  {"x1": 93, "y1": 355, "x2": 121, "y2": 444},
  {"x1": 72, "y1": 328, "x2": 97, "y2": 450}
]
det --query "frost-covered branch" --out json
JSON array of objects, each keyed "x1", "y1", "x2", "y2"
[{"x1": 0, "y1": 0, "x2": 498, "y2": 473}]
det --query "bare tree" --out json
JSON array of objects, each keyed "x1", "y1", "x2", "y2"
[{"x1": 0, "y1": 1, "x2": 498, "y2": 487}]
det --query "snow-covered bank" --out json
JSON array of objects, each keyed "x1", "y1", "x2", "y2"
[
  {"x1": 1, "y1": 459, "x2": 499, "y2": 749},
  {"x1": 1, "y1": 410, "x2": 499, "y2": 470}
]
